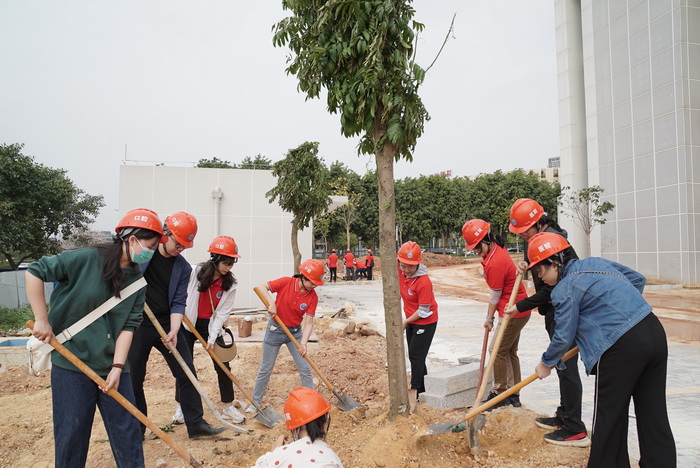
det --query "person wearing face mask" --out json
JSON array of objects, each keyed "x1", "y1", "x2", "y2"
[
  {"x1": 528, "y1": 232, "x2": 675, "y2": 467},
  {"x1": 397, "y1": 241, "x2": 438, "y2": 413},
  {"x1": 25, "y1": 208, "x2": 166, "y2": 468},
  {"x1": 170, "y1": 236, "x2": 245, "y2": 425},
  {"x1": 462, "y1": 220, "x2": 532, "y2": 409},
  {"x1": 128, "y1": 211, "x2": 226, "y2": 440},
  {"x1": 504, "y1": 198, "x2": 588, "y2": 447}
]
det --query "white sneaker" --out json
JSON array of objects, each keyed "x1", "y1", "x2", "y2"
[
  {"x1": 172, "y1": 404, "x2": 184, "y2": 425},
  {"x1": 245, "y1": 403, "x2": 259, "y2": 415},
  {"x1": 222, "y1": 405, "x2": 245, "y2": 424}
]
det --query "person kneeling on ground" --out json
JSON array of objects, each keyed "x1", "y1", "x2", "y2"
[
  {"x1": 529, "y1": 232, "x2": 676, "y2": 466},
  {"x1": 251, "y1": 387, "x2": 343, "y2": 467}
]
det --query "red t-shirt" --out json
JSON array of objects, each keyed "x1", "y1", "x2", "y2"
[
  {"x1": 481, "y1": 245, "x2": 531, "y2": 318},
  {"x1": 327, "y1": 254, "x2": 338, "y2": 268},
  {"x1": 268, "y1": 276, "x2": 318, "y2": 327},
  {"x1": 356, "y1": 261, "x2": 366, "y2": 269},
  {"x1": 197, "y1": 277, "x2": 223, "y2": 319},
  {"x1": 344, "y1": 253, "x2": 355, "y2": 266},
  {"x1": 366, "y1": 254, "x2": 374, "y2": 266},
  {"x1": 398, "y1": 267, "x2": 439, "y2": 325}
]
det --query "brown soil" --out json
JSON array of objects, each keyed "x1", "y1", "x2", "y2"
[{"x1": 0, "y1": 254, "x2": 592, "y2": 467}]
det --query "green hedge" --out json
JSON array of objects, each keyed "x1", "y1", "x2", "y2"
[{"x1": 0, "y1": 305, "x2": 34, "y2": 331}]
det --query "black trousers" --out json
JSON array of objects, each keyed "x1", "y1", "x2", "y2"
[
  {"x1": 329, "y1": 267, "x2": 337, "y2": 282},
  {"x1": 545, "y1": 311, "x2": 587, "y2": 433},
  {"x1": 588, "y1": 313, "x2": 675, "y2": 468},
  {"x1": 366, "y1": 266, "x2": 373, "y2": 280},
  {"x1": 179, "y1": 317, "x2": 235, "y2": 403},
  {"x1": 128, "y1": 325, "x2": 204, "y2": 434},
  {"x1": 406, "y1": 321, "x2": 437, "y2": 394}
]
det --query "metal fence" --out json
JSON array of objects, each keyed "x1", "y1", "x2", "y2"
[{"x1": 0, "y1": 270, "x2": 53, "y2": 309}]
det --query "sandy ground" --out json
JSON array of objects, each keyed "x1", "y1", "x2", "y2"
[{"x1": 3, "y1": 254, "x2": 644, "y2": 468}]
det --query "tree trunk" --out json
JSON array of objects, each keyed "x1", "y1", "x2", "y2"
[
  {"x1": 291, "y1": 215, "x2": 302, "y2": 273},
  {"x1": 374, "y1": 133, "x2": 409, "y2": 420}
]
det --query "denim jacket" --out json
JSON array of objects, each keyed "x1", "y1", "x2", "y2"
[{"x1": 542, "y1": 257, "x2": 652, "y2": 374}]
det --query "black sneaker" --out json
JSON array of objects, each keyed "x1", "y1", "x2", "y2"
[
  {"x1": 484, "y1": 392, "x2": 511, "y2": 411},
  {"x1": 543, "y1": 428, "x2": 591, "y2": 447},
  {"x1": 535, "y1": 416, "x2": 564, "y2": 431},
  {"x1": 188, "y1": 422, "x2": 226, "y2": 439},
  {"x1": 483, "y1": 391, "x2": 498, "y2": 402},
  {"x1": 508, "y1": 394, "x2": 522, "y2": 407}
]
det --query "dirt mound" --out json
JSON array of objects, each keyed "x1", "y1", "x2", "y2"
[
  {"x1": 371, "y1": 252, "x2": 471, "y2": 272},
  {"x1": 0, "y1": 323, "x2": 588, "y2": 467}
]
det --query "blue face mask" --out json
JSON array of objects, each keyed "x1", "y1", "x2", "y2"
[{"x1": 132, "y1": 238, "x2": 155, "y2": 264}]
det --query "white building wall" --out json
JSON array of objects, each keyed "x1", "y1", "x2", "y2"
[{"x1": 119, "y1": 165, "x2": 313, "y2": 308}]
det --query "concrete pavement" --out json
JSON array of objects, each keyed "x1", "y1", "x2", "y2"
[{"x1": 316, "y1": 279, "x2": 700, "y2": 468}]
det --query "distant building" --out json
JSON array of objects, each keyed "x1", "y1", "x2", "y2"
[{"x1": 555, "y1": 0, "x2": 698, "y2": 284}]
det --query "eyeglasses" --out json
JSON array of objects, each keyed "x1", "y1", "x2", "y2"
[{"x1": 169, "y1": 235, "x2": 186, "y2": 251}]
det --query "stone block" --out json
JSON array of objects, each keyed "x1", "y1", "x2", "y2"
[
  {"x1": 424, "y1": 363, "x2": 486, "y2": 396},
  {"x1": 422, "y1": 390, "x2": 472, "y2": 410},
  {"x1": 359, "y1": 323, "x2": 379, "y2": 336},
  {"x1": 330, "y1": 320, "x2": 350, "y2": 336}
]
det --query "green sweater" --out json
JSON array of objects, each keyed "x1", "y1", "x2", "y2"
[{"x1": 28, "y1": 247, "x2": 145, "y2": 375}]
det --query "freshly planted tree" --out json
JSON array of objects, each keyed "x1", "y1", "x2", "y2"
[
  {"x1": 266, "y1": 141, "x2": 332, "y2": 271},
  {"x1": 0, "y1": 144, "x2": 104, "y2": 269},
  {"x1": 559, "y1": 185, "x2": 614, "y2": 255},
  {"x1": 274, "y1": 0, "x2": 434, "y2": 418}
]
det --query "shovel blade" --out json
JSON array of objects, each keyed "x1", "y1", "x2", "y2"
[
  {"x1": 333, "y1": 391, "x2": 360, "y2": 412},
  {"x1": 255, "y1": 407, "x2": 284, "y2": 428},
  {"x1": 426, "y1": 419, "x2": 463, "y2": 435}
]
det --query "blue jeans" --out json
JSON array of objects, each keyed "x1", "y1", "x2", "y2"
[
  {"x1": 252, "y1": 319, "x2": 314, "y2": 404},
  {"x1": 51, "y1": 365, "x2": 144, "y2": 468}
]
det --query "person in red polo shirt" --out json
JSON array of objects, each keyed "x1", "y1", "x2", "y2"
[
  {"x1": 397, "y1": 241, "x2": 438, "y2": 412},
  {"x1": 326, "y1": 249, "x2": 339, "y2": 283},
  {"x1": 462, "y1": 219, "x2": 532, "y2": 409},
  {"x1": 249, "y1": 259, "x2": 325, "y2": 409},
  {"x1": 343, "y1": 249, "x2": 355, "y2": 281},
  {"x1": 365, "y1": 249, "x2": 374, "y2": 280}
]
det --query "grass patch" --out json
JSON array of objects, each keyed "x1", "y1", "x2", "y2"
[{"x1": 0, "y1": 305, "x2": 34, "y2": 330}]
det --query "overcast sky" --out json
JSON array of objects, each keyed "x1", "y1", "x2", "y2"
[{"x1": 1, "y1": 1, "x2": 560, "y2": 231}]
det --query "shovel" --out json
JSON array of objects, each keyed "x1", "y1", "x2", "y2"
[
  {"x1": 143, "y1": 306, "x2": 250, "y2": 435},
  {"x1": 181, "y1": 315, "x2": 283, "y2": 428},
  {"x1": 426, "y1": 346, "x2": 580, "y2": 435},
  {"x1": 26, "y1": 321, "x2": 202, "y2": 468},
  {"x1": 253, "y1": 286, "x2": 360, "y2": 412},
  {"x1": 475, "y1": 327, "x2": 489, "y2": 392}
]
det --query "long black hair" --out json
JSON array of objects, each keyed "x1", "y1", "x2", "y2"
[
  {"x1": 94, "y1": 228, "x2": 160, "y2": 298},
  {"x1": 296, "y1": 412, "x2": 330, "y2": 443},
  {"x1": 481, "y1": 231, "x2": 506, "y2": 249},
  {"x1": 196, "y1": 255, "x2": 237, "y2": 292},
  {"x1": 535, "y1": 214, "x2": 565, "y2": 233}
]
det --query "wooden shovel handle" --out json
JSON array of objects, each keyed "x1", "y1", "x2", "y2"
[
  {"x1": 463, "y1": 346, "x2": 580, "y2": 423},
  {"x1": 181, "y1": 315, "x2": 259, "y2": 410},
  {"x1": 253, "y1": 286, "x2": 336, "y2": 393},
  {"x1": 472, "y1": 272, "x2": 524, "y2": 406},
  {"x1": 26, "y1": 320, "x2": 201, "y2": 468}
]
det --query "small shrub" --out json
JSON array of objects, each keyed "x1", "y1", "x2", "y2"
[{"x1": 0, "y1": 305, "x2": 35, "y2": 331}]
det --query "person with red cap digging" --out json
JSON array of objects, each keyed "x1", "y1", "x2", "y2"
[
  {"x1": 527, "y1": 232, "x2": 675, "y2": 466},
  {"x1": 505, "y1": 198, "x2": 588, "y2": 447},
  {"x1": 249, "y1": 259, "x2": 324, "y2": 412},
  {"x1": 462, "y1": 219, "x2": 532, "y2": 409},
  {"x1": 128, "y1": 211, "x2": 225, "y2": 439},
  {"x1": 327, "y1": 249, "x2": 339, "y2": 283},
  {"x1": 26, "y1": 208, "x2": 166, "y2": 468},
  {"x1": 397, "y1": 241, "x2": 438, "y2": 412},
  {"x1": 365, "y1": 249, "x2": 374, "y2": 280},
  {"x1": 251, "y1": 387, "x2": 343, "y2": 467},
  {"x1": 172, "y1": 235, "x2": 245, "y2": 424}
]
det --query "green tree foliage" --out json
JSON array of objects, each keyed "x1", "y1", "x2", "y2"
[
  {"x1": 274, "y1": 0, "x2": 431, "y2": 419},
  {"x1": 266, "y1": 142, "x2": 332, "y2": 270},
  {"x1": 196, "y1": 157, "x2": 236, "y2": 168},
  {"x1": 239, "y1": 154, "x2": 273, "y2": 170},
  {"x1": 559, "y1": 185, "x2": 614, "y2": 255},
  {"x1": 0, "y1": 144, "x2": 104, "y2": 269}
]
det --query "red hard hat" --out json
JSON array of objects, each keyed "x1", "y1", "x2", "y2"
[
  {"x1": 346, "y1": 248, "x2": 351, "y2": 252},
  {"x1": 527, "y1": 232, "x2": 571, "y2": 268},
  {"x1": 283, "y1": 387, "x2": 331, "y2": 430},
  {"x1": 165, "y1": 212, "x2": 198, "y2": 248},
  {"x1": 462, "y1": 219, "x2": 490, "y2": 250},
  {"x1": 208, "y1": 236, "x2": 240, "y2": 258},
  {"x1": 397, "y1": 241, "x2": 422, "y2": 265},
  {"x1": 331, "y1": 249, "x2": 336, "y2": 252},
  {"x1": 367, "y1": 249, "x2": 372, "y2": 253},
  {"x1": 115, "y1": 208, "x2": 166, "y2": 242},
  {"x1": 299, "y1": 259, "x2": 325, "y2": 286},
  {"x1": 509, "y1": 198, "x2": 545, "y2": 234}
]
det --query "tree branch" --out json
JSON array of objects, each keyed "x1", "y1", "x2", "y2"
[{"x1": 424, "y1": 13, "x2": 456, "y2": 74}]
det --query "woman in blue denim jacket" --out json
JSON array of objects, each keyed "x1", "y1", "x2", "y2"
[{"x1": 528, "y1": 232, "x2": 675, "y2": 468}]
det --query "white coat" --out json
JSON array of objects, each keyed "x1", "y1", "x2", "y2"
[{"x1": 183, "y1": 264, "x2": 238, "y2": 344}]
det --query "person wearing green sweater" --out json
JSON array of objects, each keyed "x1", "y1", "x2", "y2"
[{"x1": 26, "y1": 208, "x2": 166, "y2": 468}]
